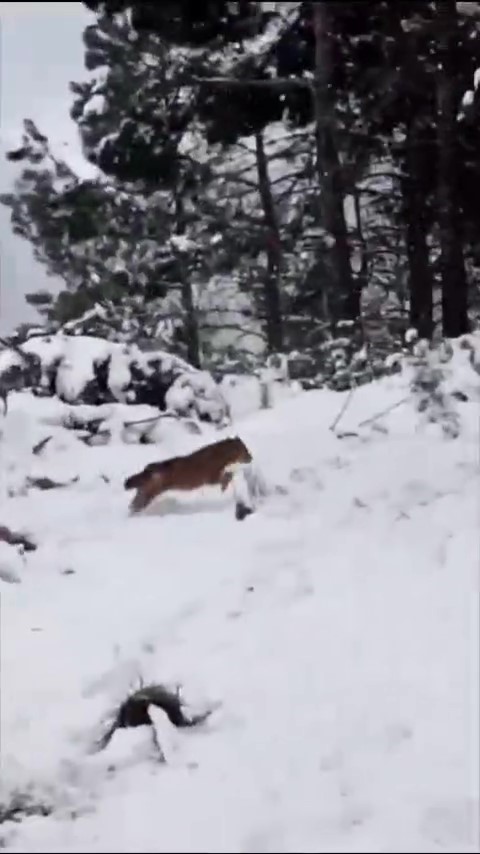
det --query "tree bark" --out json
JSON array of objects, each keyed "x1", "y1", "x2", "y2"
[
  {"x1": 311, "y1": 2, "x2": 357, "y2": 321},
  {"x1": 403, "y1": 108, "x2": 434, "y2": 339},
  {"x1": 436, "y1": 0, "x2": 469, "y2": 337},
  {"x1": 254, "y1": 130, "x2": 284, "y2": 352},
  {"x1": 174, "y1": 193, "x2": 202, "y2": 368}
]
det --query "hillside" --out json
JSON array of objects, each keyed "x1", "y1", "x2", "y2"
[{"x1": 0, "y1": 341, "x2": 478, "y2": 853}]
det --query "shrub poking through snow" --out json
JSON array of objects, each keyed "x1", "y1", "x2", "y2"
[{"x1": 406, "y1": 330, "x2": 461, "y2": 439}]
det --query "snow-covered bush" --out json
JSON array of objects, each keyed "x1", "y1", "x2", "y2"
[
  {"x1": 0, "y1": 333, "x2": 229, "y2": 426},
  {"x1": 285, "y1": 318, "x2": 401, "y2": 392}
]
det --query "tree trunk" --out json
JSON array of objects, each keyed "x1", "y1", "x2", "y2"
[
  {"x1": 403, "y1": 108, "x2": 434, "y2": 339},
  {"x1": 180, "y1": 277, "x2": 201, "y2": 368},
  {"x1": 436, "y1": 0, "x2": 469, "y2": 337},
  {"x1": 352, "y1": 185, "x2": 368, "y2": 293},
  {"x1": 311, "y1": 2, "x2": 357, "y2": 321},
  {"x1": 174, "y1": 194, "x2": 202, "y2": 368},
  {"x1": 254, "y1": 130, "x2": 284, "y2": 352}
]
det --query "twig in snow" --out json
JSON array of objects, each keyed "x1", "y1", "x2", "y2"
[
  {"x1": 26, "y1": 475, "x2": 79, "y2": 491},
  {"x1": 329, "y1": 385, "x2": 356, "y2": 433},
  {"x1": 32, "y1": 435, "x2": 53, "y2": 456},
  {"x1": 335, "y1": 431, "x2": 359, "y2": 439},
  {"x1": 357, "y1": 396, "x2": 409, "y2": 428}
]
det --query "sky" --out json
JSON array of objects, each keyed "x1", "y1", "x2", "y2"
[{"x1": 0, "y1": 2, "x2": 94, "y2": 334}]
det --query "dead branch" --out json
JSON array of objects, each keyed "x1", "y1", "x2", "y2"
[
  {"x1": 358, "y1": 396, "x2": 409, "y2": 428},
  {"x1": 329, "y1": 385, "x2": 356, "y2": 432},
  {"x1": 32, "y1": 435, "x2": 53, "y2": 456},
  {"x1": 123, "y1": 411, "x2": 203, "y2": 435},
  {"x1": 192, "y1": 75, "x2": 313, "y2": 91}
]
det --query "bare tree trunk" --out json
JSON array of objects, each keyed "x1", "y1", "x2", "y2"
[
  {"x1": 174, "y1": 193, "x2": 201, "y2": 368},
  {"x1": 254, "y1": 130, "x2": 284, "y2": 352},
  {"x1": 436, "y1": 0, "x2": 469, "y2": 337},
  {"x1": 311, "y1": 2, "x2": 357, "y2": 320},
  {"x1": 403, "y1": 108, "x2": 434, "y2": 339},
  {"x1": 352, "y1": 185, "x2": 368, "y2": 292},
  {"x1": 180, "y1": 277, "x2": 201, "y2": 368}
]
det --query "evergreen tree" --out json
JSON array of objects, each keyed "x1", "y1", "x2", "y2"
[{"x1": 1, "y1": 119, "x2": 189, "y2": 351}]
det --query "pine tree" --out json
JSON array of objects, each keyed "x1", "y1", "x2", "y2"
[{"x1": 0, "y1": 120, "x2": 188, "y2": 351}]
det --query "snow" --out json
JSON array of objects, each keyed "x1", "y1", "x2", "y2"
[
  {"x1": 55, "y1": 336, "x2": 112, "y2": 403},
  {"x1": 0, "y1": 542, "x2": 23, "y2": 584},
  {"x1": 105, "y1": 345, "x2": 132, "y2": 401},
  {"x1": 0, "y1": 343, "x2": 478, "y2": 853},
  {"x1": 170, "y1": 234, "x2": 196, "y2": 254},
  {"x1": 84, "y1": 93, "x2": 106, "y2": 116}
]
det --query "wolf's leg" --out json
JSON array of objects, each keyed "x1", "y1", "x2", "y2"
[{"x1": 129, "y1": 475, "x2": 164, "y2": 514}]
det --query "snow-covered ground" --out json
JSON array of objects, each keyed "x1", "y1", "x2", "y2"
[{"x1": 0, "y1": 348, "x2": 479, "y2": 853}]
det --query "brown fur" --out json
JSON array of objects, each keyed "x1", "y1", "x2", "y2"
[{"x1": 124, "y1": 436, "x2": 253, "y2": 514}]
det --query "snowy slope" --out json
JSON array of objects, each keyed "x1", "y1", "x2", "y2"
[{"x1": 0, "y1": 351, "x2": 478, "y2": 854}]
